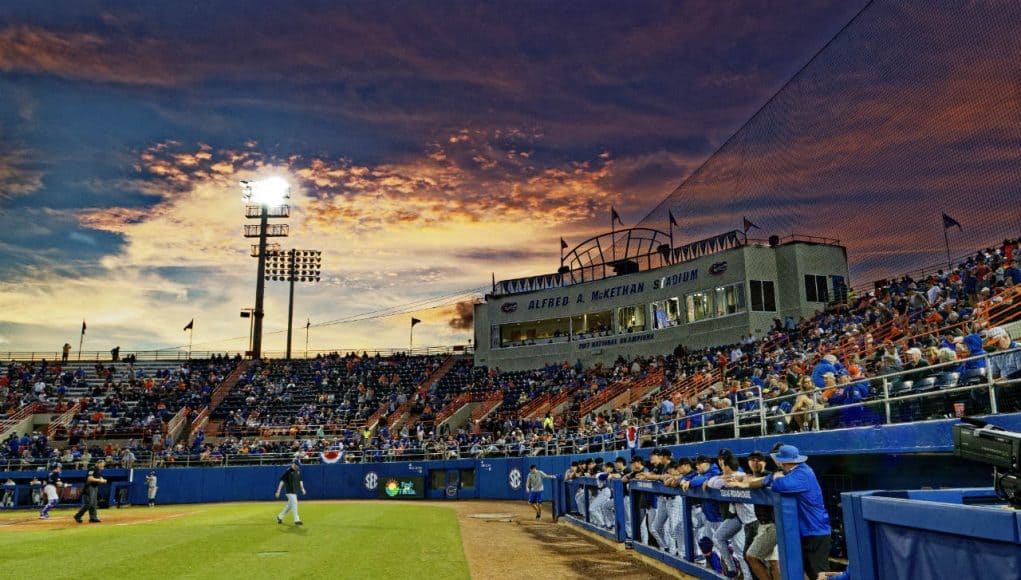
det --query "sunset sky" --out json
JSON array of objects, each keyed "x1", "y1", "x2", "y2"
[{"x1": 1, "y1": 1, "x2": 1019, "y2": 355}]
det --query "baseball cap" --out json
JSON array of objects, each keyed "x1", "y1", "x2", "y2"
[
  {"x1": 695, "y1": 454, "x2": 711, "y2": 465},
  {"x1": 747, "y1": 451, "x2": 765, "y2": 461}
]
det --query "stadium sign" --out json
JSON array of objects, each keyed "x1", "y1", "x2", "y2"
[
  {"x1": 628, "y1": 481, "x2": 657, "y2": 492},
  {"x1": 364, "y1": 471, "x2": 379, "y2": 491},
  {"x1": 508, "y1": 468, "x2": 523, "y2": 490},
  {"x1": 709, "y1": 261, "x2": 727, "y2": 275},
  {"x1": 577, "y1": 331, "x2": 654, "y2": 350},
  {"x1": 501, "y1": 302, "x2": 518, "y2": 313},
  {"x1": 651, "y1": 268, "x2": 699, "y2": 289}
]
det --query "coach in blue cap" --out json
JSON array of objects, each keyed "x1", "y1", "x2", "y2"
[{"x1": 731, "y1": 444, "x2": 831, "y2": 578}]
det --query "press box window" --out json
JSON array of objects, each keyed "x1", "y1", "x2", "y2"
[
  {"x1": 749, "y1": 280, "x2": 776, "y2": 312},
  {"x1": 617, "y1": 305, "x2": 646, "y2": 332},
  {"x1": 651, "y1": 298, "x2": 681, "y2": 329},
  {"x1": 805, "y1": 274, "x2": 829, "y2": 303}
]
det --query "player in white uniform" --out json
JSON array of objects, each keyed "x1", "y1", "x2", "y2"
[
  {"x1": 145, "y1": 471, "x2": 158, "y2": 507},
  {"x1": 39, "y1": 465, "x2": 62, "y2": 519}
]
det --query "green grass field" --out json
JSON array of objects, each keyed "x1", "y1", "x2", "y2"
[{"x1": 0, "y1": 502, "x2": 470, "y2": 579}]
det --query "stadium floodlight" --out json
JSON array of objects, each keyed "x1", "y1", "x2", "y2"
[
  {"x1": 240, "y1": 176, "x2": 291, "y2": 207},
  {"x1": 263, "y1": 247, "x2": 323, "y2": 359}
]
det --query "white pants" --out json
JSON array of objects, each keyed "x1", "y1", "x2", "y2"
[
  {"x1": 590, "y1": 488, "x2": 613, "y2": 528},
  {"x1": 278, "y1": 493, "x2": 301, "y2": 522},
  {"x1": 650, "y1": 499, "x2": 671, "y2": 551},
  {"x1": 714, "y1": 517, "x2": 750, "y2": 579},
  {"x1": 575, "y1": 487, "x2": 587, "y2": 518},
  {"x1": 44, "y1": 484, "x2": 58, "y2": 502},
  {"x1": 668, "y1": 495, "x2": 687, "y2": 558}
]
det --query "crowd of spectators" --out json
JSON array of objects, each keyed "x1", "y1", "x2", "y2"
[{"x1": 0, "y1": 239, "x2": 1018, "y2": 471}]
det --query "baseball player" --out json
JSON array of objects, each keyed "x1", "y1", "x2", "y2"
[
  {"x1": 525, "y1": 465, "x2": 555, "y2": 520},
  {"x1": 275, "y1": 460, "x2": 306, "y2": 525},
  {"x1": 39, "y1": 465, "x2": 63, "y2": 519},
  {"x1": 145, "y1": 471, "x2": 158, "y2": 507},
  {"x1": 590, "y1": 461, "x2": 620, "y2": 529}
]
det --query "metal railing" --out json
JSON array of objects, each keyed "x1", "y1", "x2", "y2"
[{"x1": 0, "y1": 345, "x2": 474, "y2": 363}]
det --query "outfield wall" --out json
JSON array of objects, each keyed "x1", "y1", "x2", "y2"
[{"x1": 121, "y1": 413, "x2": 1021, "y2": 505}]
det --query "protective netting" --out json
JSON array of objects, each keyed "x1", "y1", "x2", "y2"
[{"x1": 639, "y1": 0, "x2": 1021, "y2": 286}]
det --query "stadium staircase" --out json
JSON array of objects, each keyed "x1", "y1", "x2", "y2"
[
  {"x1": 517, "y1": 393, "x2": 550, "y2": 420},
  {"x1": 607, "y1": 369, "x2": 664, "y2": 412},
  {"x1": 373, "y1": 356, "x2": 459, "y2": 433},
  {"x1": 46, "y1": 400, "x2": 83, "y2": 437},
  {"x1": 577, "y1": 371, "x2": 665, "y2": 418},
  {"x1": 469, "y1": 389, "x2": 504, "y2": 424},
  {"x1": 0, "y1": 402, "x2": 39, "y2": 440},
  {"x1": 191, "y1": 360, "x2": 252, "y2": 437}
]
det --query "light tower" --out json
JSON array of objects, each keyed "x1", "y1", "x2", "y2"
[
  {"x1": 265, "y1": 249, "x2": 322, "y2": 359},
  {"x1": 241, "y1": 177, "x2": 290, "y2": 359}
]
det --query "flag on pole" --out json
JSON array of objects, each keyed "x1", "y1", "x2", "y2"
[
  {"x1": 611, "y1": 206, "x2": 624, "y2": 226},
  {"x1": 668, "y1": 210, "x2": 678, "y2": 227},
  {"x1": 81, "y1": 320, "x2": 86, "y2": 335},
  {"x1": 742, "y1": 217, "x2": 761, "y2": 233},
  {"x1": 942, "y1": 212, "x2": 962, "y2": 230},
  {"x1": 411, "y1": 317, "x2": 421, "y2": 327},
  {"x1": 306, "y1": 318, "x2": 311, "y2": 330},
  {"x1": 560, "y1": 237, "x2": 568, "y2": 250},
  {"x1": 183, "y1": 319, "x2": 193, "y2": 331}
]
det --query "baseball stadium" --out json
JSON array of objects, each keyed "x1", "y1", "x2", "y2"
[{"x1": 2, "y1": 2, "x2": 1021, "y2": 580}]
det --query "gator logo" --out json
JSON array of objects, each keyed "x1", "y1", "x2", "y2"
[
  {"x1": 709, "y1": 261, "x2": 728, "y2": 275},
  {"x1": 501, "y1": 302, "x2": 518, "y2": 313}
]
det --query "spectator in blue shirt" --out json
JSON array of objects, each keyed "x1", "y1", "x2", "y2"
[
  {"x1": 984, "y1": 326, "x2": 1021, "y2": 412},
  {"x1": 955, "y1": 333, "x2": 988, "y2": 375},
  {"x1": 1005, "y1": 259, "x2": 1021, "y2": 285},
  {"x1": 985, "y1": 327, "x2": 1021, "y2": 380},
  {"x1": 732, "y1": 444, "x2": 831, "y2": 579},
  {"x1": 811, "y1": 354, "x2": 847, "y2": 389}
]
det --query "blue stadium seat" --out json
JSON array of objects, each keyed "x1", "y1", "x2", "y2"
[
  {"x1": 936, "y1": 372, "x2": 960, "y2": 389},
  {"x1": 962, "y1": 368, "x2": 987, "y2": 385}
]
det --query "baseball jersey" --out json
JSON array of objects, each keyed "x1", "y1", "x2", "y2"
[
  {"x1": 84, "y1": 467, "x2": 102, "y2": 491},
  {"x1": 46, "y1": 470, "x2": 61, "y2": 486},
  {"x1": 280, "y1": 468, "x2": 302, "y2": 494},
  {"x1": 147, "y1": 475, "x2": 157, "y2": 489}
]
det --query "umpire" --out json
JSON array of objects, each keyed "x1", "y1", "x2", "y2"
[{"x1": 74, "y1": 459, "x2": 107, "y2": 523}]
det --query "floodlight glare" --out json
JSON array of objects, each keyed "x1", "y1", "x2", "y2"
[{"x1": 242, "y1": 176, "x2": 291, "y2": 206}]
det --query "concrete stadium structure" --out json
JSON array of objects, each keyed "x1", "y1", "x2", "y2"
[{"x1": 474, "y1": 229, "x2": 850, "y2": 370}]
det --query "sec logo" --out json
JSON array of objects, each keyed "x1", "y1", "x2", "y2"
[
  {"x1": 508, "y1": 468, "x2": 522, "y2": 490},
  {"x1": 364, "y1": 471, "x2": 378, "y2": 491},
  {"x1": 501, "y1": 302, "x2": 518, "y2": 313}
]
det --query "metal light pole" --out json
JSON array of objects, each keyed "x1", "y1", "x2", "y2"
[
  {"x1": 252, "y1": 203, "x2": 269, "y2": 358},
  {"x1": 240, "y1": 308, "x2": 256, "y2": 355},
  {"x1": 241, "y1": 178, "x2": 290, "y2": 360}
]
